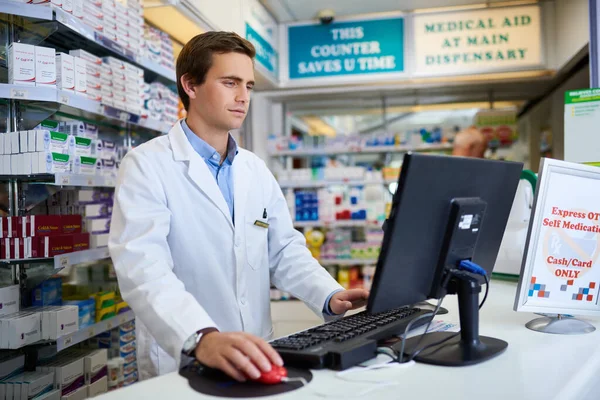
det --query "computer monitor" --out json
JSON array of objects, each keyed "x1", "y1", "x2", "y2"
[{"x1": 367, "y1": 153, "x2": 522, "y2": 366}]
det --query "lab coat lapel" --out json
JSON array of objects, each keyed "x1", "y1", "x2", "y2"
[
  {"x1": 169, "y1": 122, "x2": 233, "y2": 229},
  {"x1": 232, "y1": 153, "x2": 250, "y2": 230}
]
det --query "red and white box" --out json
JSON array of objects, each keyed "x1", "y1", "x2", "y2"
[
  {"x1": 40, "y1": 233, "x2": 90, "y2": 257},
  {"x1": 24, "y1": 215, "x2": 83, "y2": 237},
  {"x1": 35, "y1": 46, "x2": 56, "y2": 87}
]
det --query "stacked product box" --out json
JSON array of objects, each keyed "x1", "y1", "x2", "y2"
[
  {"x1": 70, "y1": 50, "x2": 103, "y2": 102},
  {"x1": 0, "y1": 214, "x2": 88, "y2": 260},
  {"x1": 102, "y1": 56, "x2": 143, "y2": 115},
  {"x1": 142, "y1": 82, "x2": 179, "y2": 125},
  {"x1": 143, "y1": 25, "x2": 175, "y2": 72},
  {"x1": 36, "y1": 352, "x2": 87, "y2": 400},
  {"x1": 99, "y1": 320, "x2": 137, "y2": 389},
  {"x1": 0, "y1": 118, "x2": 120, "y2": 177},
  {"x1": 73, "y1": 188, "x2": 114, "y2": 249},
  {"x1": 8, "y1": 43, "x2": 56, "y2": 88},
  {"x1": 50, "y1": 0, "x2": 84, "y2": 19}
]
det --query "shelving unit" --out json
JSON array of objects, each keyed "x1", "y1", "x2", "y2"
[
  {"x1": 0, "y1": 83, "x2": 170, "y2": 135},
  {"x1": 280, "y1": 178, "x2": 397, "y2": 189},
  {"x1": 293, "y1": 220, "x2": 382, "y2": 228},
  {"x1": 54, "y1": 310, "x2": 134, "y2": 352},
  {"x1": 320, "y1": 259, "x2": 378, "y2": 266},
  {"x1": 270, "y1": 143, "x2": 452, "y2": 157},
  {"x1": 0, "y1": 247, "x2": 109, "y2": 270}
]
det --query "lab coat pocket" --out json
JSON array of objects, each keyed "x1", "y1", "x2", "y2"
[{"x1": 246, "y1": 219, "x2": 268, "y2": 270}]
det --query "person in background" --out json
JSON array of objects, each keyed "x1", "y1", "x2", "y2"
[
  {"x1": 109, "y1": 32, "x2": 369, "y2": 383},
  {"x1": 452, "y1": 126, "x2": 488, "y2": 158}
]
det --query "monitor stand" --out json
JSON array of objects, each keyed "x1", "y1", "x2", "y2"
[
  {"x1": 525, "y1": 315, "x2": 595, "y2": 334},
  {"x1": 402, "y1": 272, "x2": 507, "y2": 366},
  {"x1": 415, "y1": 301, "x2": 448, "y2": 315}
]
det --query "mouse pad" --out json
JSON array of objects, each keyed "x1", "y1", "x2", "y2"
[{"x1": 179, "y1": 361, "x2": 313, "y2": 398}]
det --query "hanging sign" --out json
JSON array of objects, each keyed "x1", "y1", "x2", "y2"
[
  {"x1": 287, "y1": 17, "x2": 405, "y2": 80},
  {"x1": 413, "y1": 5, "x2": 543, "y2": 76},
  {"x1": 515, "y1": 158, "x2": 600, "y2": 316}
]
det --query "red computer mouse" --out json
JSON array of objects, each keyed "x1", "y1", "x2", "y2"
[{"x1": 252, "y1": 365, "x2": 288, "y2": 385}]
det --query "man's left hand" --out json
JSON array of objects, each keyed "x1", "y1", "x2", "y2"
[{"x1": 329, "y1": 289, "x2": 370, "y2": 315}]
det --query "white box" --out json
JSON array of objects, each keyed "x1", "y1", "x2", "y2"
[
  {"x1": 33, "y1": 130, "x2": 73, "y2": 154},
  {"x1": 27, "y1": 131, "x2": 36, "y2": 155},
  {"x1": 8, "y1": 43, "x2": 35, "y2": 86},
  {"x1": 86, "y1": 63, "x2": 101, "y2": 78},
  {"x1": 86, "y1": 88, "x2": 102, "y2": 102},
  {"x1": 0, "y1": 312, "x2": 41, "y2": 349},
  {"x1": 56, "y1": 53, "x2": 75, "y2": 91},
  {"x1": 90, "y1": 233, "x2": 109, "y2": 248},
  {"x1": 11, "y1": 132, "x2": 19, "y2": 154},
  {"x1": 73, "y1": 156, "x2": 100, "y2": 175},
  {"x1": 69, "y1": 136, "x2": 94, "y2": 156},
  {"x1": 70, "y1": 49, "x2": 101, "y2": 67},
  {"x1": 4, "y1": 134, "x2": 11, "y2": 156},
  {"x1": 84, "y1": 349, "x2": 107, "y2": 384},
  {"x1": 51, "y1": 0, "x2": 62, "y2": 6},
  {"x1": 11, "y1": 155, "x2": 18, "y2": 175},
  {"x1": 22, "y1": 153, "x2": 32, "y2": 175},
  {"x1": 51, "y1": 358, "x2": 84, "y2": 393},
  {"x1": 36, "y1": 152, "x2": 71, "y2": 174},
  {"x1": 41, "y1": 306, "x2": 78, "y2": 340},
  {"x1": 85, "y1": 218, "x2": 110, "y2": 234},
  {"x1": 73, "y1": 57, "x2": 87, "y2": 96},
  {"x1": 3, "y1": 155, "x2": 11, "y2": 175},
  {"x1": 61, "y1": 386, "x2": 87, "y2": 400},
  {"x1": 35, "y1": 389, "x2": 60, "y2": 400},
  {"x1": 82, "y1": 3, "x2": 103, "y2": 20},
  {"x1": 0, "y1": 286, "x2": 20, "y2": 317},
  {"x1": 86, "y1": 75, "x2": 101, "y2": 90},
  {"x1": 82, "y1": 14, "x2": 103, "y2": 32},
  {"x1": 35, "y1": 46, "x2": 56, "y2": 87},
  {"x1": 62, "y1": 0, "x2": 73, "y2": 13},
  {"x1": 19, "y1": 131, "x2": 28, "y2": 153},
  {"x1": 87, "y1": 376, "x2": 107, "y2": 397},
  {"x1": 21, "y1": 372, "x2": 55, "y2": 400}
]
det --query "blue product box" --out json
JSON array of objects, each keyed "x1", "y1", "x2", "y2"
[
  {"x1": 64, "y1": 299, "x2": 96, "y2": 328},
  {"x1": 31, "y1": 278, "x2": 62, "y2": 307}
]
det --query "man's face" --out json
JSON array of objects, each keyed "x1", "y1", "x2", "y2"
[{"x1": 190, "y1": 52, "x2": 255, "y2": 132}]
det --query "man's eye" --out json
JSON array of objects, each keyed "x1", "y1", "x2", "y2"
[
  {"x1": 224, "y1": 81, "x2": 235, "y2": 87},
  {"x1": 247, "y1": 85, "x2": 254, "y2": 91}
]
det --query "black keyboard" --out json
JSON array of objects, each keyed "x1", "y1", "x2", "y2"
[{"x1": 270, "y1": 306, "x2": 429, "y2": 370}]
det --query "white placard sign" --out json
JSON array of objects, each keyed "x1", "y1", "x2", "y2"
[
  {"x1": 413, "y1": 5, "x2": 543, "y2": 77},
  {"x1": 515, "y1": 158, "x2": 600, "y2": 316}
]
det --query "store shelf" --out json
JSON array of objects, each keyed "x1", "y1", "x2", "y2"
[
  {"x1": 0, "y1": 84, "x2": 169, "y2": 135},
  {"x1": 320, "y1": 259, "x2": 378, "y2": 266},
  {"x1": 51, "y1": 8, "x2": 175, "y2": 84},
  {"x1": 0, "y1": 247, "x2": 110, "y2": 269},
  {"x1": 0, "y1": 3, "x2": 53, "y2": 20},
  {"x1": 1, "y1": 173, "x2": 116, "y2": 187},
  {"x1": 280, "y1": 179, "x2": 397, "y2": 189},
  {"x1": 54, "y1": 311, "x2": 135, "y2": 352},
  {"x1": 270, "y1": 143, "x2": 453, "y2": 157},
  {"x1": 294, "y1": 220, "x2": 383, "y2": 228}
]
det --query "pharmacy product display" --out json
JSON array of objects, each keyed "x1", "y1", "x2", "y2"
[
  {"x1": 268, "y1": 129, "x2": 453, "y2": 155},
  {"x1": 0, "y1": 2, "x2": 181, "y2": 395}
]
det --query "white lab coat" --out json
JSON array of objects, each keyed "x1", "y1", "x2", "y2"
[{"x1": 108, "y1": 122, "x2": 343, "y2": 379}]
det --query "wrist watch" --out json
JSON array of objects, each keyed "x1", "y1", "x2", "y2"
[{"x1": 182, "y1": 328, "x2": 218, "y2": 357}]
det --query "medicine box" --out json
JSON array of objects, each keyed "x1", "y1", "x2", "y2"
[
  {"x1": 8, "y1": 43, "x2": 35, "y2": 86},
  {"x1": 55, "y1": 53, "x2": 75, "y2": 91},
  {"x1": 35, "y1": 46, "x2": 56, "y2": 87}
]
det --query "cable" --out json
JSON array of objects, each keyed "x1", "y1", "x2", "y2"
[
  {"x1": 479, "y1": 273, "x2": 489, "y2": 310},
  {"x1": 396, "y1": 296, "x2": 445, "y2": 363}
]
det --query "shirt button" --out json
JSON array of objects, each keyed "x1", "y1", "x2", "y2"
[{"x1": 212, "y1": 154, "x2": 219, "y2": 161}]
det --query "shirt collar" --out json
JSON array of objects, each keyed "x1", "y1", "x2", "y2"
[{"x1": 180, "y1": 119, "x2": 238, "y2": 165}]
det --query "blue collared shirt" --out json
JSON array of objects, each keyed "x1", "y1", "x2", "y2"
[
  {"x1": 181, "y1": 120, "x2": 341, "y2": 316},
  {"x1": 181, "y1": 119, "x2": 238, "y2": 220}
]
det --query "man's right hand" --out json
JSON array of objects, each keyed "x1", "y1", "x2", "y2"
[{"x1": 194, "y1": 331, "x2": 284, "y2": 382}]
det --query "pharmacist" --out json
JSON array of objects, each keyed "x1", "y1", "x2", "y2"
[
  {"x1": 108, "y1": 32, "x2": 369, "y2": 382},
  {"x1": 452, "y1": 126, "x2": 488, "y2": 158}
]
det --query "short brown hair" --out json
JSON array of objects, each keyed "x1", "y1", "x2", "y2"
[{"x1": 176, "y1": 32, "x2": 256, "y2": 110}]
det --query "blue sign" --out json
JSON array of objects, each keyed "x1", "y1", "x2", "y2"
[
  {"x1": 246, "y1": 23, "x2": 278, "y2": 76},
  {"x1": 288, "y1": 17, "x2": 405, "y2": 79}
]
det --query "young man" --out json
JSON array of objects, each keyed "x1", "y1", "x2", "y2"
[
  {"x1": 108, "y1": 32, "x2": 369, "y2": 382},
  {"x1": 452, "y1": 126, "x2": 488, "y2": 158}
]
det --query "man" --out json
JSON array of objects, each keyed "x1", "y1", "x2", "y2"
[
  {"x1": 452, "y1": 126, "x2": 488, "y2": 158},
  {"x1": 108, "y1": 32, "x2": 369, "y2": 382}
]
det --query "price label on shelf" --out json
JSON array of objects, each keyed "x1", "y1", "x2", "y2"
[
  {"x1": 63, "y1": 335, "x2": 73, "y2": 346},
  {"x1": 106, "y1": 321, "x2": 113, "y2": 330},
  {"x1": 119, "y1": 112, "x2": 129, "y2": 122},
  {"x1": 59, "y1": 256, "x2": 69, "y2": 269},
  {"x1": 88, "y1": 328, "x2": 95, "y2": 338},
  {"x1": 119, "y1": 316, "x2": 128, "y2": 324},
  {"x1": 59, "y1": 94, "x2": 70, "y2": 105},
  {"x1": 10, "y1": 89, "x2": 28, "y2": 99},
  {"x1": 60, "y1": 176, "x2": 70, "y2": 186},
  {"x1": 86, "y1": 178, "x2": 94, "y2": 186}
]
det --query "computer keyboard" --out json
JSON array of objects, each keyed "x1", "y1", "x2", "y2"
[{"x1": 270, "y1": 306, "x2": 429, "y2": 370}]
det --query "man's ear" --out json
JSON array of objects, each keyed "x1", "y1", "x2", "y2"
[{"x1": 180, "y1": 73, "x2": 197, "y2": 102}]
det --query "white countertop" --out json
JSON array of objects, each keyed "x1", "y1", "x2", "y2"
[{"x1": 97, "y1": 280, "x2": 600, "y2": 400}]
